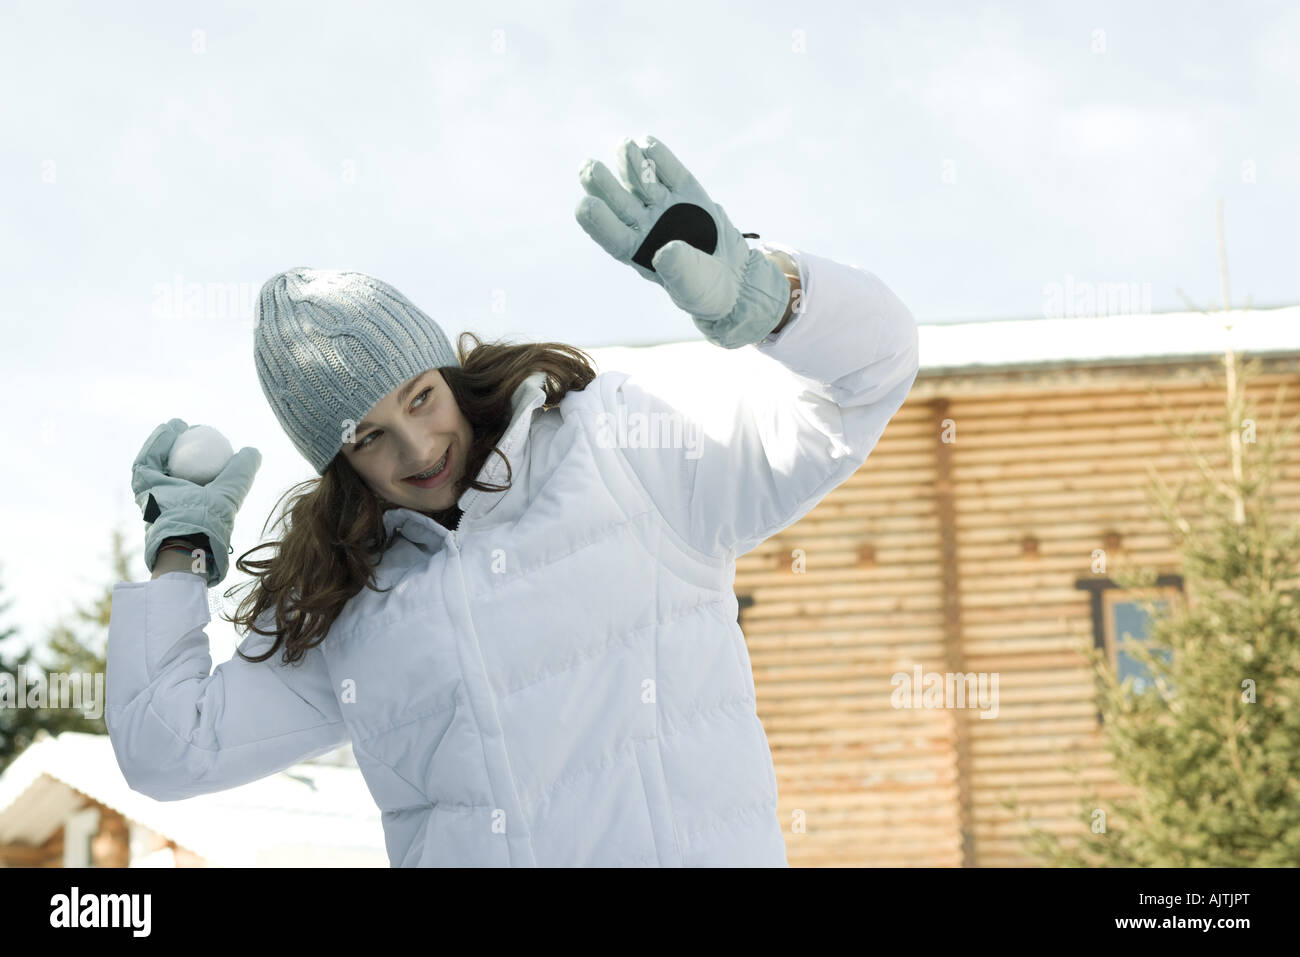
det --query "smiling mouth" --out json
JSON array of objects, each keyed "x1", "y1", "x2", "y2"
[{"x1": 403, "y1": 447, "x2": 451, "y2": 483}]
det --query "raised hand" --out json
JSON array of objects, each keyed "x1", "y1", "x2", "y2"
[
  {"x1": 131, "y1": 418, "x2": 262, "y2": 588},
  {"x1": 575, "y1": 134, "x2": 791, "y2": 349}
]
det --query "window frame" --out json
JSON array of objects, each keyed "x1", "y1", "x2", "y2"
[
  {"x1": 1075, "y1": 574, "x2": 1184, "y2": 723},
  {"x1": 1102, "y1": 585, "x2": 1180, "y2": 695}
]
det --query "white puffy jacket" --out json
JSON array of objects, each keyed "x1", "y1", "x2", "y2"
[{"x1": 105, "y1": 241, "x2": 920, "y2": 866}]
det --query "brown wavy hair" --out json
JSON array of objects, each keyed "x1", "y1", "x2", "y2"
[{"x1": 224, "y1": 332, "x2": 597, "y2": 666}]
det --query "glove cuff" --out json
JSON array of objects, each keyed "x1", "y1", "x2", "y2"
[
  {"x1": 694, "y1": 249, "x2": 790, "y2": 349},
  {"x1": 145, "y1": 522, "x2": 228, "y2": 588}
]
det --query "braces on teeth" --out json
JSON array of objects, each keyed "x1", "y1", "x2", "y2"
[{"x1": 411, "y1": 452, "x2": 448, "y2": 479}]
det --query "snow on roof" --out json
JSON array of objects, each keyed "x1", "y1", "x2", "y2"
[
  {"x1": 911, "y1": 305, "x2": 1300, "y2": 372},
  {"x1": 581, "y1": 305, "x2": 1300, "y2": 379},
  {"x1": 0, "y1": 732, "x2": 387, "y2": 867}
]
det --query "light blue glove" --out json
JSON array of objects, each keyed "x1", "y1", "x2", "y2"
[
  {"x1": 131, "y1": 418, "x2": 262, "y2": 588},
  {"x1": 575, "y1": 134, "x2": 792, "y2": 349}
]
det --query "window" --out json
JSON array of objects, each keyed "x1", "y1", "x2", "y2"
[
  {"x1": 63, "y1": 807, "x2": 100, "y2": 868},
  {"x1": 1103, "y1": 589, "x2": 1175, "y2": 695},
  {"x1": 737, "y1": 593, "x2": 754, "y2": 627},
  {"x1": 1075, "y1": 574, "x2": 1183, "y2": 721}
]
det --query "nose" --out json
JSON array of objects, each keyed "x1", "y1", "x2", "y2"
[{"x1": 392, "y1": 427, "x2": 444, "y2": 475}]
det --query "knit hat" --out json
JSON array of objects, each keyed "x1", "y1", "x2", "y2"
[{"x1": 253, "y1": 267, "x2": 460, "y2": 475}]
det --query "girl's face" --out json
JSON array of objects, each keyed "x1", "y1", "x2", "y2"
[{"x1": 340, "y1": 368, "x2": 474, "y2": 515}]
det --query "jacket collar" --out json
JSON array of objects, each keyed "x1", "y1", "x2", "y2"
[{"x1": 381, "y1": 370, "x2": 550, "y2": 549}]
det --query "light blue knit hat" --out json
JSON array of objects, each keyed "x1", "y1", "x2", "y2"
[{"x1": 254, "y1": 267, "x2": 460, "y2": 475}]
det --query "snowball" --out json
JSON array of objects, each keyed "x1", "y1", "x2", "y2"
[{"x1": 168, "y1": 425, "x2": 234, "y2": 485}]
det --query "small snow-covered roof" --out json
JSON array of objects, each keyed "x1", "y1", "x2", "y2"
[{"x1": 0, "y1": 732, "x2": 387, "y2": 867}]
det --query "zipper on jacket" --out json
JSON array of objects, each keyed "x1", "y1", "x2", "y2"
[{"x1": 443, "y1": 526, "x2": 537, "y2": 865}]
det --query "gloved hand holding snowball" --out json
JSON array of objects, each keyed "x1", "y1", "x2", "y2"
[
  {"x1": 130, "y1": 418, "x2": 261, "y2": 588},
  {"x1": 167, "y1": 424, "x2": 234, "y2": 485}
]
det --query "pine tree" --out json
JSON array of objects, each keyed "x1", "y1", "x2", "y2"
[
  {"x1": 35, "y1": 528, "x2": 131, "y2": 738},
  {"x1": 0, "y1": 529, "x2": 139, "y2": 772},
  {"x1": 0, "y1": 567, "x2": 45, "y2": 771},
  {"x1": 1010, "y1": 202, "x2": 1300, "y2": 865}
]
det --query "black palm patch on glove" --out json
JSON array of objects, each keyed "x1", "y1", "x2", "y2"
[{"x1": 632, "y1": 203, "x2": 718, "y2": 272}]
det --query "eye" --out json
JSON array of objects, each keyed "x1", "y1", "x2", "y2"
[{"x1": 355, "y1": 387, "x2": 433, "y2": 450}]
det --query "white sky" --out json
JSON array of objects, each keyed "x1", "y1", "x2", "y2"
[{"x1": 1, "y1": 0, "x2": 1297, "y2": 655}]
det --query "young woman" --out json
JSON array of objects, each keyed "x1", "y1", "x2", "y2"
[{"x1": 107, "y1": 134, "x2": 920, "y2": 867}]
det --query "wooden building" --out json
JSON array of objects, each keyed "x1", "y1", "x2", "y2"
[{"x1": 714, "y1": 303, "x2": 1300, "y2": 866}]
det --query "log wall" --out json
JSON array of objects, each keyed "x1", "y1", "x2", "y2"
[{"x1": 738, "y1": 360, "x2": 1300, "y2": 866}]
